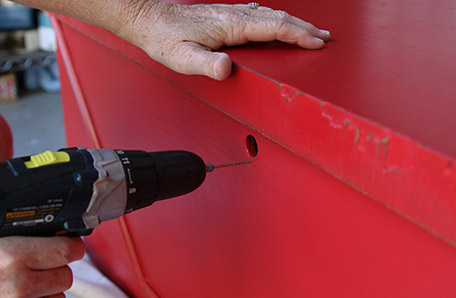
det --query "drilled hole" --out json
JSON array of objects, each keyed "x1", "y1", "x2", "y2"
[{"x1": 246, "y1": 135, "x2": 258, "y2": 158}]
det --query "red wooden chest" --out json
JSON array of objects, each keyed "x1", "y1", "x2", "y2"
[{"x1": 52, "y1": 0, "x2": 456, "y2": 296}]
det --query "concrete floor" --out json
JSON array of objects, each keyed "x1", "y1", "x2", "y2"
[{"x1": 0, "y1": 91, "x2": 66, "y2": 157}]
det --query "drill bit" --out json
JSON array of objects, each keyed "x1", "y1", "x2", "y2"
[{"x1": 205, "y1": 160, "x2": 251, "y2": 173}]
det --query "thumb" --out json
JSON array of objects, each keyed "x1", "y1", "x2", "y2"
[{"x1": 164, "y1": 42, "x2": 232, "y2": 80}]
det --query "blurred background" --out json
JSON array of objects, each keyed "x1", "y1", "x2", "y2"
[{"x1": 0, "y1": 0, "x2": 65, "y2": 157}]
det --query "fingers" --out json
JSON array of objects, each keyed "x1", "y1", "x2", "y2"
[
  {"x1": 164, "y1": 42, "x2": 232, "y2": 80},
  {"x1": 27, "y1": 237, "x2": 85, "y2": 270},
  {"x1": 0, "y1": 236, "x2": 85, "y2": 270},
  {"x1": 255, "y1": 7, "x2": 331, "y2": 41},
  {"x1": 0, "y1": 236, "x2": 79, "y2": 297},
  {"x1": 30, "y1": 265, "x2": 74, "y2": 297},
  {"x1": 276, "y1": 22, "x2": 326, "y2": 49},
  {"x1": 239, "y1": 4, "x2": 331, "y2": 41},
  {"x1": 0, "y1": 265, "x2": 73, "y2": 297},
  {"x1": 7, "y1": 265, "x2": 73, "y2": 297},
  {"x1": 287, "y1": 15, "x2": 331, "y2": 41},
  {"x1": 239, "y1": 6, "x2": 330, "y2": 49}
]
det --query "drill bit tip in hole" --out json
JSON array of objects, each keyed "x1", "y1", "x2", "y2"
[{"x1": 205, "y1": 160, "x2": 252, "y2": 172}]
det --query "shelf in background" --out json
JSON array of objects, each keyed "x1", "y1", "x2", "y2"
[{"x1": 0, "y1": 51, "x2": 56, "y2": 73}]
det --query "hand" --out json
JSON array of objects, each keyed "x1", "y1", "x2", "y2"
[
  {"x1": 0, "y1": 236, "x2": 85, "y2": 297},
  {"x1": 120, "y1": 1, "x2": 331, "y2": 80}
]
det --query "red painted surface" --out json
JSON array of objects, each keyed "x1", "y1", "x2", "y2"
[
  {"x1": 0, "y1": 114, "x2": 13, "y2": 161},
  {"x1": 51, "y1": 0, "x2": 456, "y2": 296}
]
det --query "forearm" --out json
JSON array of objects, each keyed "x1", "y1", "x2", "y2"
[
  {"x1": 10, "y1": 0, "x2": 158, "y2": 35},
  {"x1": 9, "y1": 0, "x2": 330, "y2": 80}
]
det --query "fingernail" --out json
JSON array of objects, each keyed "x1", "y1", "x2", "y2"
[
  {"x1": 213, "y1": 53, "x2": 231, "y2": 80},
  {"x1": 213, "y1": 57, "x2": 222, "y2": 79},
  {"x1": 320, "y1": 30, "x2": 330, "y2": 36}
]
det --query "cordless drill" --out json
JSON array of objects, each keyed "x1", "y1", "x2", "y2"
[{"x1": 0, "y1": 148, "x2": 218, "y2": 237}]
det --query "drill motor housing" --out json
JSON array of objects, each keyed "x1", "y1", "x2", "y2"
[{"x1": 0, "y1": 148, "x2": 207, "y2": 237}]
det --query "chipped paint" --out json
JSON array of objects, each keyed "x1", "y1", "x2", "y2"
[
  {"x1": 376, "y1": 136, "x2": 390, "y2": 148},
  {"x1": 322, "y1": 112, "x2": 333, "y2": 121},
  {"x1": 354, "y1": 128, "x2": 361, "y2": 146},
  {"x1": 366, "y1": 133, "x2": 375, "y2": 142},
  {"x1": 319, "y1": 101, "x2": 325, "y2": 109},
  {"x1": 321, "y1": 112, "x2": 343, "y2": 129},
  {"x1": 383, "y1": 165, "x2": 401, "y2": 174},
  {"x1": 330, "y1": 122, "x2": 343, "y2": 130},
  {"x1": 279, "y1": 83, "x2": 299, "y2": 102}
]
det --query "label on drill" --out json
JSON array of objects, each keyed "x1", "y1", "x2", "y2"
[{"x1": 1, "y1": 197, "x2": 65, "y2": 230}]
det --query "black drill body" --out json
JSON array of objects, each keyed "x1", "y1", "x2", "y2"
[{"x1": 0, "y1": 148, "x2": 207, "y2": 237}]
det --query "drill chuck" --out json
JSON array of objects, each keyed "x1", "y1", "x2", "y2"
[{"x1": 117, "y1": 150, "x2": 207, "y2": 212}]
